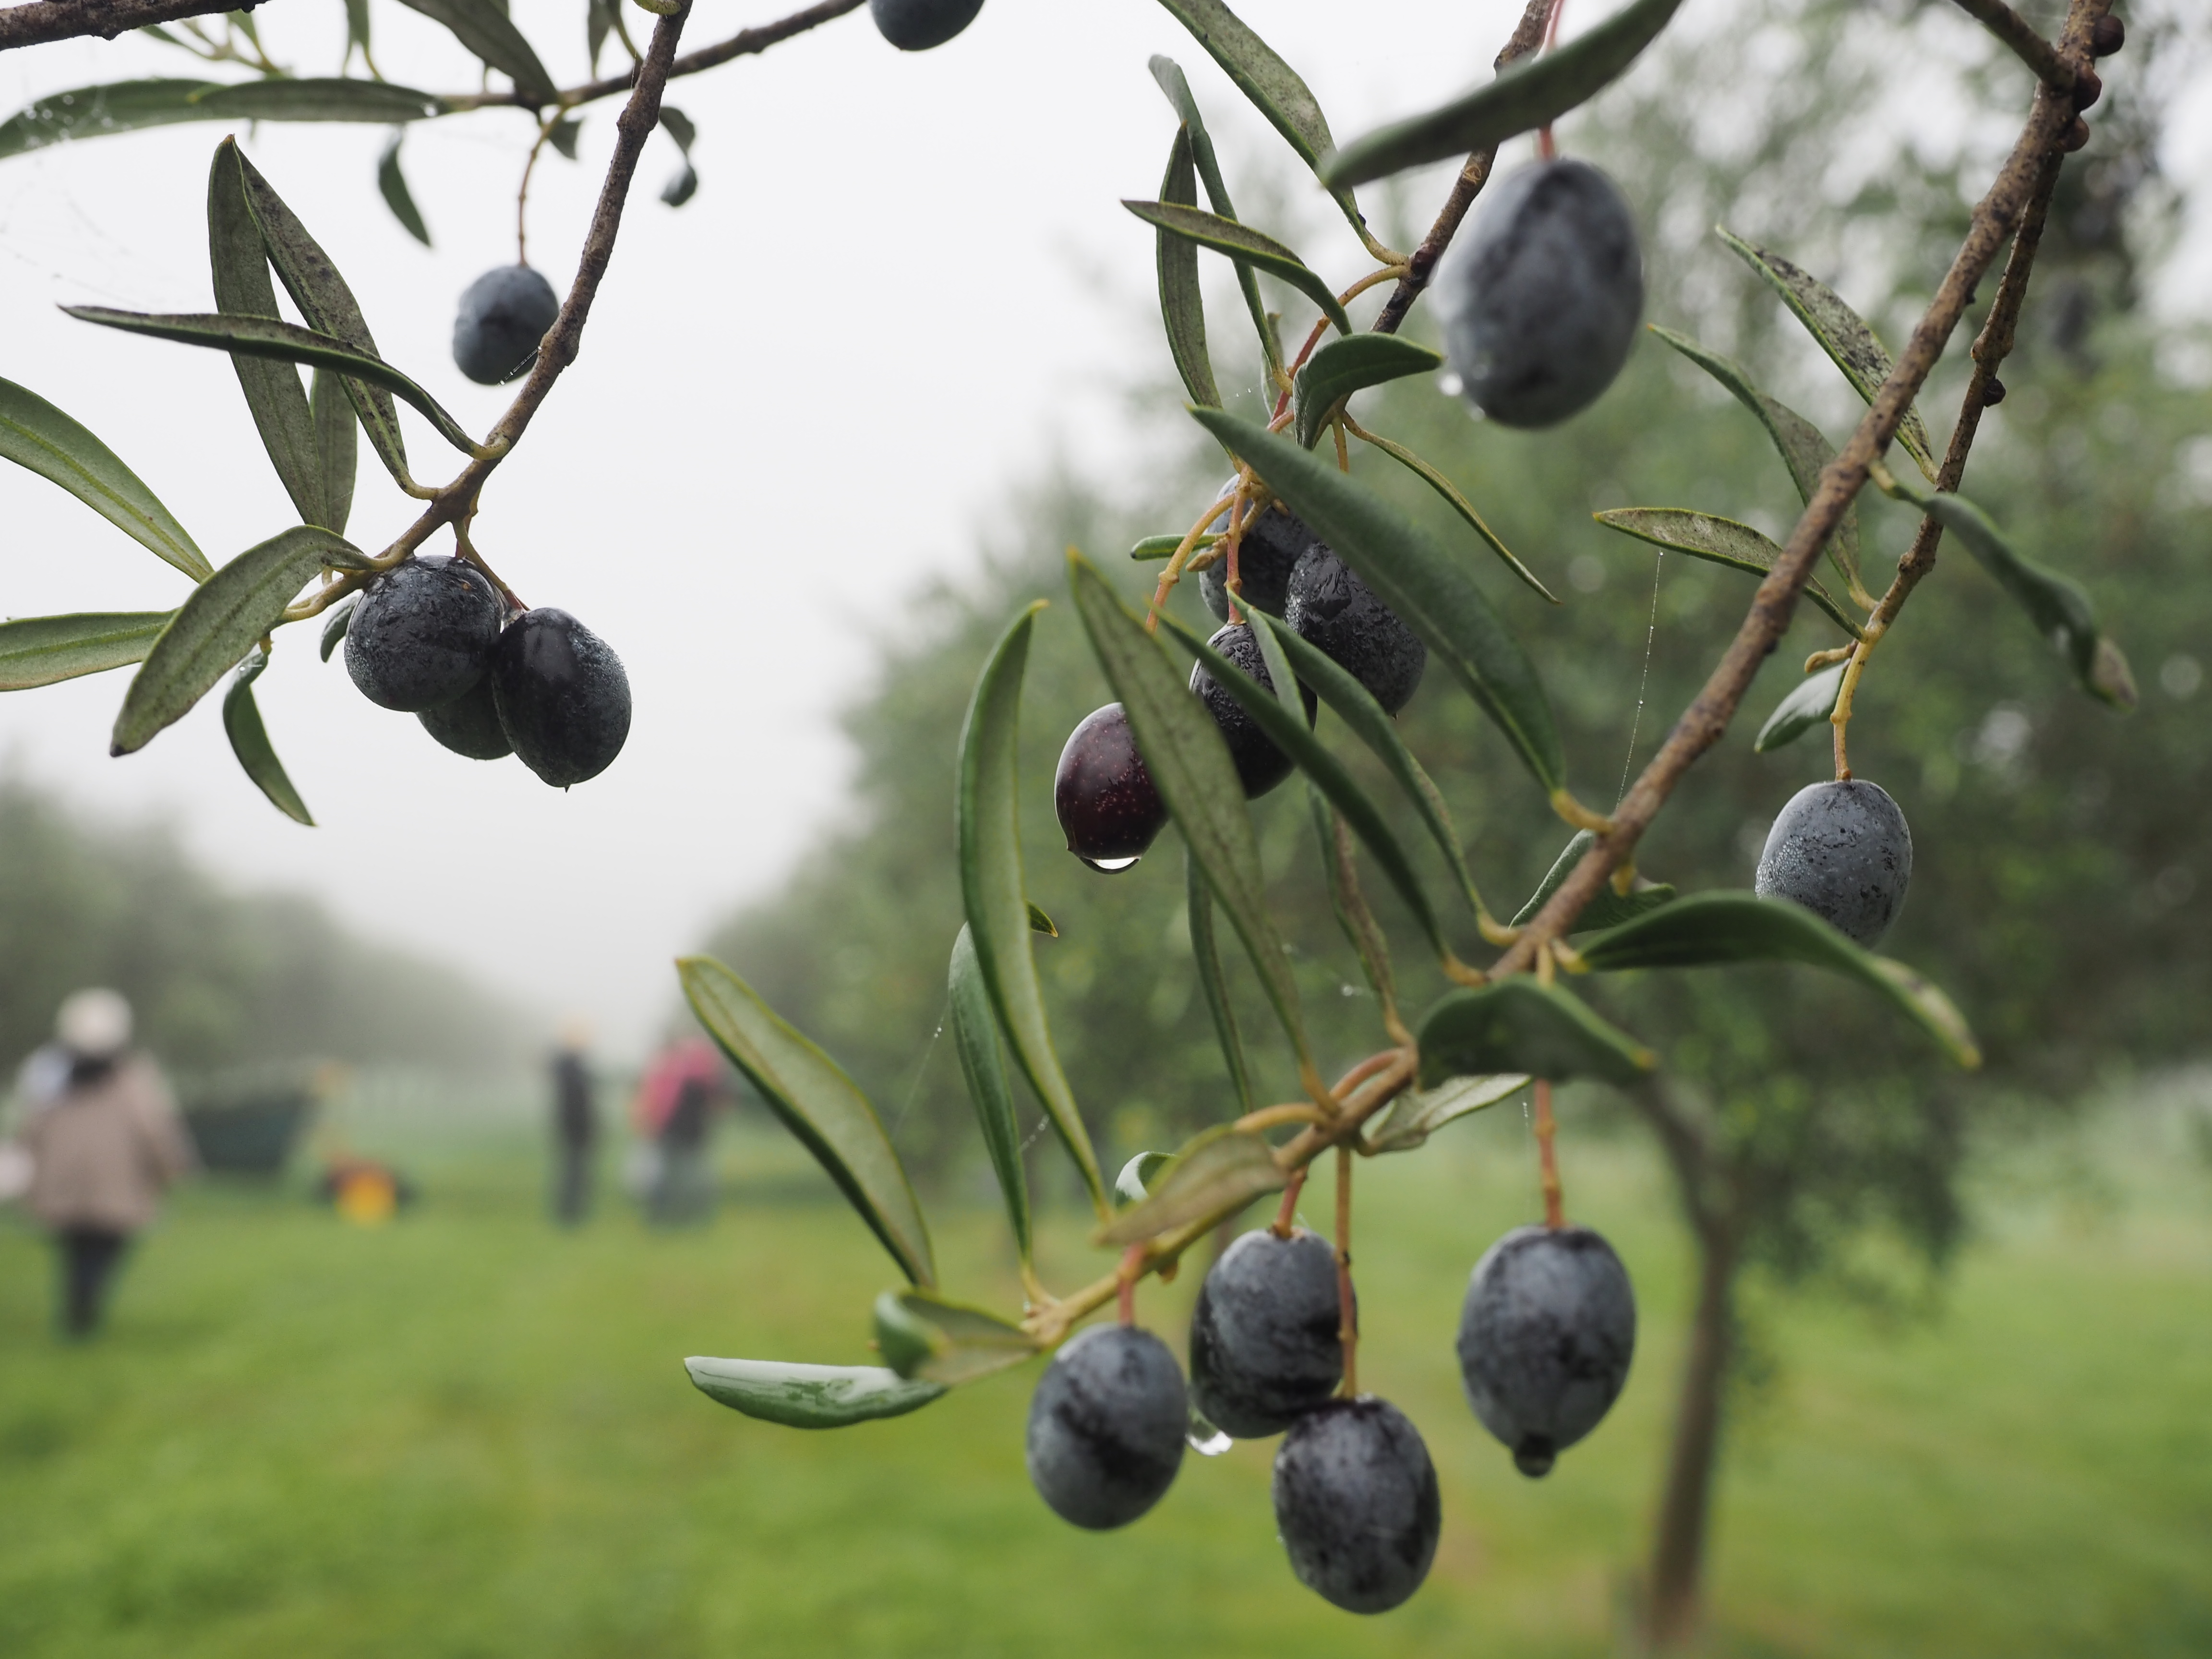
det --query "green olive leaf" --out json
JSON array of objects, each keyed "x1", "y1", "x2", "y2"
[
  {"x1": 1025, "y1": 902, "x2": 1058, "y2": 937},
  {"x1": 1322, "y1": 0, "x2": 1689, "y2": 188},
  {"x1": 1192, "y1": 408, "x2": 1565, "y2": 796},
  {"x1": 0, "y1": 375, "x2": 209, "y2": 582},
  {"x1": 235, "y1": 147, "x2": 417, "y2": 486},
  {"x1": 955, "y1": 602, "x2": 1108, "y2": 1218},
  {"x1": 208, "y1": 141, "x2": 325, "y2": 530},
  {"x1": 873, "y1": 1289, "x2": 1038, "y2": 1385},
  {"x1": 1149, "y1": 0, "x2": 1368, "y2": 241},
  {"x1": 1576, "y1": 890, "x2": 1981, "y2": 1067},
  {"x1": 1308, "y1": 786, "x2": 1395, "y2": 1006},
  {"x1": 1417, "y1": 978, "x2": 1656, "y2": 1089},
  {"x1": 1154, "y1": 125, "x2": 1221, "y2": 412},
  {"x1": 346, "y1": 0, "x2": 372, "y2": 62},
  {"x1": 395, "y1": 0, "x2": 556, "y2": 102},
  {"x1": 684, "y1": 1357, "x2": 945, "y2": 1430},
  {"x1": 1872, "y1": 469, "x2": 2134, "y2": 709},
  {"x1": 1509, "y1": 830, "x2": 1677, "y2": 931},
  {"x1": 1716, "y1": 228, "x2": 1937, "y2": 481},
  {"x1": 948, "y1": 925, "x2": 1031, "y2": 1263},
  {"x1": 377, "y1": 131, "x2": 433, "y2": 247},
  {"x1": 658, "y1": 108, "x2": 698, "y2": 205},
  {"x1": 1131, "y1": 532, "x2": 1220, "y2": 562},
  {"x1": 64, "y1": 308, "x2": 473, "y2": 460},
  {"x1": 1647, "y1": 325, "x2": 1863, "y2": 599},
  {"x1": 0, "y1": 612, "x2": 172, "y2": 692},
  {"x1": 1755, "y1": 662, "x2": 1846, "y2": 753},
  {"x1": 1154, "y1": 604, "x2": 1452, "y2": 963},
  {"x1": 1291, "y1": 334, "x2": 1440, "y2": 450},
  {"x1": 1094, "y1": 1125, "x2": 1285, "y2": 1247},
  {"x1": 1187, "y1": 847, "x2": 1256, "y2": 1116},
  {"x1": 1067, "y1": 552, "x2": 1317, "y2": 1091},
  {"x1": 1367, "y1": 1072, "x2": 1528, "y2": 1154},
  {"x1": 222, "y1": 648, "x2": 313, "y2": 826},
  {"x1": 318, "y1": 593, "x2": 358, "y2": 662},
  {"x1": 1150, "y1": 55, "x2": 1278, "y2": 385},
  {"x1": 1342, "y1": 425, "x2": 1555, "y2": 601},
  {"x1": 549, "y1": 116, "x2": 583, "y2": 161},
  {"x1": 678, "y1": 955, "x2": 937, "y2": 1287},
  {"x1": 311, "y1": 369, "x2": 357, "y2": 537},
  {"x1": 0, "y1": 79, "x2": 445, "y2": 163},
  {"x1": 1122, "y1": 202, "x2": 1350, "y2": 336},
  {"x1": 112, "y1": 525, "x2": 363, "y2": 755},
  {"x1": 1593, "y1": 508, "x2": 1863, "y2": 638}
]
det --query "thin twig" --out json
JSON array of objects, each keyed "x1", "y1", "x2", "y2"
[
  {"x1": 1948, "y1": 0, "x2": 2075, "y2": 89},
  {"x1": 0, "y1": 0, "x2": 244, "y2": 52},
  {"x1": 1491, "y1": 0, "x2": 2106, "y2": 978}
]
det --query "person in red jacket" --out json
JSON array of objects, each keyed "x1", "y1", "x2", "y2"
[{"x1": 19, "y1": 989, "x2": 195, "y2": 1338}]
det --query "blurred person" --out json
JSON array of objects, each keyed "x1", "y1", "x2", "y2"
[
  {"x1": 19, "y1": 989, "x2": 195, "y2": 1338},
  {"x1": 549, "y1": 1018, "x2": 598, "y2": 1227},
  {"x1": 632, "y1": 1038, "x2": 726, "y2": 1227}
]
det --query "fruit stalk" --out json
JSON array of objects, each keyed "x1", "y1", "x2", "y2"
[
  {"x1": 1533, "y1": 1079, "x2": 1564, "y2": 1229},
  {"x1": 1493, "y1": 0, "x2": 2108, "y2": 981},
  {"x1": 1333, "y1": 1145, "x2": 1357, "y2": 1397}
]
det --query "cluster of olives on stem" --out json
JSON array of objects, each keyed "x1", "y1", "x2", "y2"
[
  {"x1": 1054, "y1": 507, "x2": 1424, "y2": 872},
  {"x1": 452, "y1": 264, "x2": 562, "y2": 386},
  {"x1": 1025, "y1": 1211, "x2": 1637, "y2": 1614},
  {"x1": 341, "y1": 553, "x2": 630, "y2": 787},
  {"x1": 1755, "y1": 778, "x2": 1914, "y2": 947}
]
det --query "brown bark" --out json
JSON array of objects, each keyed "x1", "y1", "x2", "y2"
[{"x1": 1641, "y1": 1223, "x2": 1740, "y2": 1651}]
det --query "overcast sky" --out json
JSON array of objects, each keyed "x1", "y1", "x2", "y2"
[{"x1": 1, "y1": 0, "x2": 2205, "y2": 1058}]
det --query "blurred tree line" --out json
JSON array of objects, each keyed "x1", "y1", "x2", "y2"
[{"x1": 0, "y1": 772, "x2": 523, "y2": 1079}]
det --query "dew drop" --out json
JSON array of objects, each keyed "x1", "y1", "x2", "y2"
[
  {"x1": 1187, "y1": 1408, "x2": 1231, "y2": 1456},
  {"x1": 1080, "y1": 854, "x2": 1141, "y2": 873},
  {"x1": 1436, "y1": 370, "x2": 1464, "y2": 398}
]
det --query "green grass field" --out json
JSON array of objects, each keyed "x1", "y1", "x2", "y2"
[{"x1": 3, "y1": 1093, "x2": 2208, "y2": 1659}]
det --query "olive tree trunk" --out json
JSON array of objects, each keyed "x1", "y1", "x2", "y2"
[{"x1": 1639, "y1": 1221, "x2": 1740, "y2": 1652}]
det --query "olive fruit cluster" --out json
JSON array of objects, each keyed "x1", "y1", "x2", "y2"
[
  {"x1": 1054, "y1": 518, "x2": 1424, "y2": 871},
  {"x1": 1433, "y1": 158, "x2": 1644, "y2": 429},
  {"x1": 342, "y1": 554, "x2": 630, "y2": 787},
  {"x1": 452, "y1": 265, "x2": 561, "y2": 386},
  {"x1": 1755, "y1": 778, "x2": 1913, "y2": 947},
  {"x1": 1027, "y1": 1215, "x2": 1637, "y2": 1614}
]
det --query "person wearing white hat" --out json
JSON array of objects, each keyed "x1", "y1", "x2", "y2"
[{"x1": 19, "y1": 989, "x2": 195, "y2": 1337}]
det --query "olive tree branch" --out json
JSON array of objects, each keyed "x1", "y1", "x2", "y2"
[
  {"x1": 1948, "y1": 0, "x2": 2076, "y2": 89},
  {"x1": 281, "y1": 1, "x2": 691, "y2": 622},
  {"x1": 1490, "y1": 0, "x2": 2108, "y2": 979},
  {"x1": 0, "y1": 0, "x2": 251, "y2": 52}
]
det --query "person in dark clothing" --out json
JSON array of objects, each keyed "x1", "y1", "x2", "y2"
[{"x1": 550, "y1": 1021, "x2": 598, "y2": 1227}]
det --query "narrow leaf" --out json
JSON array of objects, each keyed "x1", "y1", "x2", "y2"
[
  {"x1": 1367, "y1": 1072, "x2": 1528, "y2": 1154},
  {"x1": 0, "y1": 612, "x2": 171, "y2": 692},
  {"x1": 318, "y1": 592, "x2": 357, "y2": 662},
  {"x1": 1292, "y1": 334, "x2": 1440, "y2": 450},
  {"x1": 1149, "y1": 55, "x2": 1278, "y2": 383},
  {"x1": 395, "y1": 0, "x2": 557, "y2": 102},
  {"x1": 1755, "y1": 662, "x2": 1845, "y2": 753},
  {"x1": 1509, "y1": 830, "x2": 1677, "y2": 931},
  {"x1": 112, "y1": 525, "x2": 362, "y2": 754},
  {"x1": 64, "y1": 308, "x2": 475, "y2": 458},
  {"x1": 1025, "y1": 902, "x2": 1058, "y2": 937},
  {"x1": 236, "y1": 147, "x2": 416, "y2": 485},
  {"x1": 1348, "y1": 426, "x2": 1553, "y2": 601},
  {"x1": 1192, "y1": 408, "x2": 1566, "y2": 794},
  {"x1": 1116, "y1": 1151, "x2": 1172, "y2": 1203},
  {"x1": 1068, "y1": 553, "x2": 1317, "y2": 1087},
  {"x1": 222, "y1": 648, "x2": 313, "y2": 825},
  {"x1": 587, "y1": 0, "x2": 614, "y2": 69},
  {"x1": 1255, "y1": 611, "x2": 1493, "y2": 925},
  {"x1": 661, "y1": 163, "x2": 698, "y2": 208},
  {"x1": 1577, "y1": 890, "x2": 1981, "y2": 1066},
  {"x1": 1155, "y1": 125, "x2": 1220, "y2": 411},
  {"x1": 659, "y1": 108, "x2": 696, "y2": 152},
  {"x1": 874, "y1": 1289, "x2": 1037, "y2": 1385},
  {"x1": 1648, "y1": 324, "x2": 1863, "y2": 597},
  {"x1": 0, "y1": 375, "x2": 209, "y2": 582},
  {"x1": 549, "y1": 117, "x2": 583, "y2": 161},
  {"x1": 1875, "y1": 470, "x2": 2135, "y2": 709},
  {"x1": 345, "y1": 0, "x2": 372, "y2": 59},
  {"x1": 1122, "y1": 201, "x2": 1350, "y2": 335},
  {"x1": 955, "y1": 602, "x2": 1108, "y2": 1216},
  {"x1": 377, "y1": 131, "x2": 433, "y2": 246},
  {"x1": 1309, "y1": 786, "x2": 1395, "y2": 1006},
  {"x1": 948, "y1": 925, "x2": 1031, "y2": 1263},
  {"x1": 1155, "y1": 605, "x2": 1451, "y2": 960},
  {"x1": 1717, "y1": 228, "x2": 1936, "y2": 479},
  {"x1": 677, "y1": 955, "x2": 937, "y2": 1286},
  {"x1": 0, "y1": 79, "x2": 444, "y2": 163},
  {"x1": 1594, "y1": 508, "x2": 1863, "y2": 638},
  {"x1": 1417, "y1": 978, "x2": 1656, "y2": 1089},
  {"x1": 1095, "y1": 1126, "x2": 1284, "y2": 1247},
  {"x1": 1322, "y1": 0, "x2": 1688, "y2": 187},
  {"x1": 1150, "y1": 0, "x2": 1368, "y2": 238},
  {"x1": 1131, "y1": 531, "x2": 1219, "y2": 561},
  {"x1": 311, "y1": 369, "x2": 357, "y2": 536},
  {"x1": 208, "y1": 140, "x2": 324, "y2": 529},
  {"x1": 684, "y1": 1357, "x2": 945, "y2": 1429},
  {"x1": 1187, "y1": 846, "x2": 1256, "y2": 1116}
]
